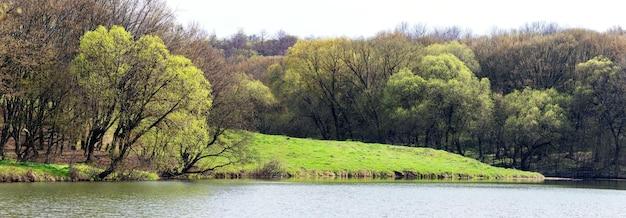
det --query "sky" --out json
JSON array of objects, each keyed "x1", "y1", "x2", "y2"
[{"x1": 165, "y1": 0, "x2": 624, "y2": 39}]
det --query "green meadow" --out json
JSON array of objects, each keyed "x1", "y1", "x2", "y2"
[{"x1": 217, "y1": 133, "x2": 544, "y2": 180}]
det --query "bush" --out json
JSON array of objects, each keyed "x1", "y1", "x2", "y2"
[{"x1": 253, "y1": 159, "x2": 286, "y2": 178}]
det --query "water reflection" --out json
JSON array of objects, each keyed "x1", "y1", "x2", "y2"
[{"x1": 543, "y1": 179, "x2": 626, "y2": 190}]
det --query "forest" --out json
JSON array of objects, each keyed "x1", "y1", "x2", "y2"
[{"x1": 2, "y1": 0, "x2": 626, "y2": 179}]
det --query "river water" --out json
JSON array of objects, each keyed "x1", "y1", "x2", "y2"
[{"x1": 0, "y1": 179, "x2": 625, "y2": 217}]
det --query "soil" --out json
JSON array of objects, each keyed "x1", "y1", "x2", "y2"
[{"x1": 3, "y1": 138, "x2": 147, "y2": 171}]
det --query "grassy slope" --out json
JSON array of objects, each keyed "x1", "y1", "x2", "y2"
[
  {"x1": 218, "y1": 133, "x2": 544, "y2": 179},
  {"x1": 0, "y1": 133, "x2": 542, "y2": 181}
]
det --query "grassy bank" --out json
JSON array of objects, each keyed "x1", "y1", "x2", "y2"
[
  {"x1": 0, "y1": 133, "x2": 542, "y2": 182},
  {"x1": 0, "y1": 159, "x2": 158, "y2": 182},
  {"x1": 216, "y1": 133, "x2": 544, "y2": 180}
]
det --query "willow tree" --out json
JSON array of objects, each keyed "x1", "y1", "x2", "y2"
[
  {"x1": 138, "y1": 72, "x2": 266, "y2": 178},
  {"x1": 282, "y1": 38, "x2": 354, "y2": 140},
  {"x1": 384, "y1": 54, "x2": 493, "y2": 154},
  {"x1": 571, "y1": 56, "x2": 626, "y2": 176},
  {"x1": 72, "y1": 25, "x2": 208, "y2": 179},
  {"x1": 502, "y1": 88, "x2": 570, "y2": 171}
]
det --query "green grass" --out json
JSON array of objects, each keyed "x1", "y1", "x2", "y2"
[
  {"x1": 0, "y1": 133, "x2": 543, "y2": 181},
  {"x1": 0, "y1": 159, "x2": 158, "y2": 182},
  {"x1": 217, "y1": 133, "x2": 544, "y2": 180},
  {"x1": 0, "y1": 159, "x2": 71, "y2": 182}
]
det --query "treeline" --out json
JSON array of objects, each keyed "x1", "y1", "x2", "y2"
[
  {"x1": 3, "y1": 0, "x2": 626, "y2": 179},
  {"x1": 254, "y1": 23, "x2": 626, "y2": 178}
]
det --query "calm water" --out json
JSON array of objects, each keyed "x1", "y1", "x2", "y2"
[{"x1": 1, "y1": 179, "x2": 625, "y2": 217}]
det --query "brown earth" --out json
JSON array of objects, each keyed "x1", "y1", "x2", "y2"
[{"x1": 3, "y1": 138, "x2": 150, "y2": 172}]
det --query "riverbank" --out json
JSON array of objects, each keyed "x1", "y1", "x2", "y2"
[
  {"x1": 214, "y1": 133, "x2": 544, "y2": 180},
  {"x1": 0, "y1": 133, "x2": 543, "y2": 182},
  {"x1": 0, "y1": 159, "x2": 158, "y2": 182}
]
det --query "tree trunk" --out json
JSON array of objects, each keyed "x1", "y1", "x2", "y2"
[
  {"x1": 613, "y1": 135, "x2": 621, "y2": 177},
  {"x1": 477, "y1": 136, "x2": 484, "y2": 161}
]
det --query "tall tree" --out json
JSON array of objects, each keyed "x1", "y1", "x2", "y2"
[
  {"x1": 283, "y1": 38, "x2": 354, "y2": 140},
  {"x1": 339, "y1": 35, "x2": 421, "y2": 142},
  {"x1": 384, "y1": 53, "x2": 492, "y2": 153},
  {"x1": 0, "y1": 0, "x2": 66, "y2": 161},
  {"x1": 571, "y1": 56, "x2": 626, "y2": 176},
  {"x1": 72, "y1": 26, "x2": 204, "y2": 179},
  {"x1": 502, "y1": 88, "x2": 569, "y2": 171}
]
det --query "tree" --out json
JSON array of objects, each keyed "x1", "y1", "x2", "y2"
[
  {"x1": 383, "y1": 69, "x2": 428, "y2": 145},
  {"x1": 71, "y1": 26, "x2": 133, "y2": 163},
  {"x1": 502, "y1": 88, "x2": 569, "y2": 171},
  {"x1": 283, "y1": 38, "x2": 354, "y2": 140},
  {"x1": 0, "y1": 0, "x2": 66, "y2": 161},
  {"x1": 136, "y1": 61, "x2": 255, "y2": 178},
  {"x1": 0, "y1": 0, "x2": 178, "y2": 163},
  {"x1": 425, "y1": 41, "x2": 481, "y2": 74},
  {"x1": 72, "y1": 26, "x2": 205, "y2": 179},
  {"x1": 571, "y1": 56, "x2": 626, "y2": 176},
  {"x1": 468, "y1": 29, "x2": 626, "y2": 94},
  {"x1": 331, "y1": 36, "x2": 423, "y2": 142},
  {"x1": 384, "y1": 53, "x2": 493, "y2": 154},
  {"x1": 98, "y1": 0, "x2": 175, "y2": 38}
]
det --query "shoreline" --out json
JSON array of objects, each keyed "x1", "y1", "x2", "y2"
[
  {"x1": 543, "y1": 177, "x2": 583, "y2": 181},
  {"x1": 0, "y1": 161, "x2": 545, "y2": 183},
  {"x1": 1, "y1": 133, "x2": 547, "y2": 183}
]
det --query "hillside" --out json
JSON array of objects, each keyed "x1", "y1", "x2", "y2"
[
  {"x1": 216, "y1": 133, "x2": 544, "y2": 180},
  {"x1": 0, "y1": 132, "x2": 543, "y2": 182}
]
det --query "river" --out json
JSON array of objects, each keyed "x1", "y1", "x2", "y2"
[{"x1": 0, "y1": 179, "x2": 625, "y2": 217}]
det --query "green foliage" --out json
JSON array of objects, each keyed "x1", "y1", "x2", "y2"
[
  {"x1": 276, "y1": 36, "x2": 424, "y2": 141},
  {"x1": 72, "y1": 25, "x2": 216, "y2": 179},
  {"x1": 570, "y1": 56, "x2": 626, "y2": 175},
  {"x1": 384, "y1": 53, "x2": 493, "y2": 152},
  {"x1": 0, "y1": 160, "x2": 157, "y2": 181},
  {"x1": 502, "y1": 87, "x2": 570, "y2": 170},
  {"x1": 504, "y1": 88, "x2": 569, "y2": 138},
  {"x1": 233, "y1": 72, "x2": 276, "y2": 106},
  {"x1": 425, "y1": 41, "x2": 481, "y2": 73}
]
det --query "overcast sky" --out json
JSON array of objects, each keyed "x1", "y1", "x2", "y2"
[{"x1": 165, "y1": 0, "x2": 624, "y2": 38}]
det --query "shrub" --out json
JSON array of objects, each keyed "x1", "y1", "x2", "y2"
[{"x1": 253, "y1": 159, "x2": 286, "y2": 178}]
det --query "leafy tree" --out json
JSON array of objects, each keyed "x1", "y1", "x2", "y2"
[
  {"x1": 233, "y1": 56, "x2": 284, "y2": 85},
  {"x1": 73, "y1": 26, "x2": 207, "y2": 179},
  {"x1": 385, "y1": 54, "x2": 492, "y2": 154},
  {"x1": 571, "y1": 56, "x2": 626, "y2": 176},
  {"x1": 282, "y1": 38, "x2": 354, "y2": 140},
  {"x1": 342, "y1": 36, "x2": 422, "y2": 142},
  {"x1": 502, "y1": 88, "x2": 569, "y2": 171},
  {"x1": 71, "y1": 25, "x2": 133, "y2": 163},
  {"x1": 136, "y1": 58, "x2": 256, "y2": 178},
  {"x1": 383, "y1": 68, "x2": 428, "y2": 145},
  {"x1": 425, "y1": 41, "x2": 481, "y2": 74}
]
